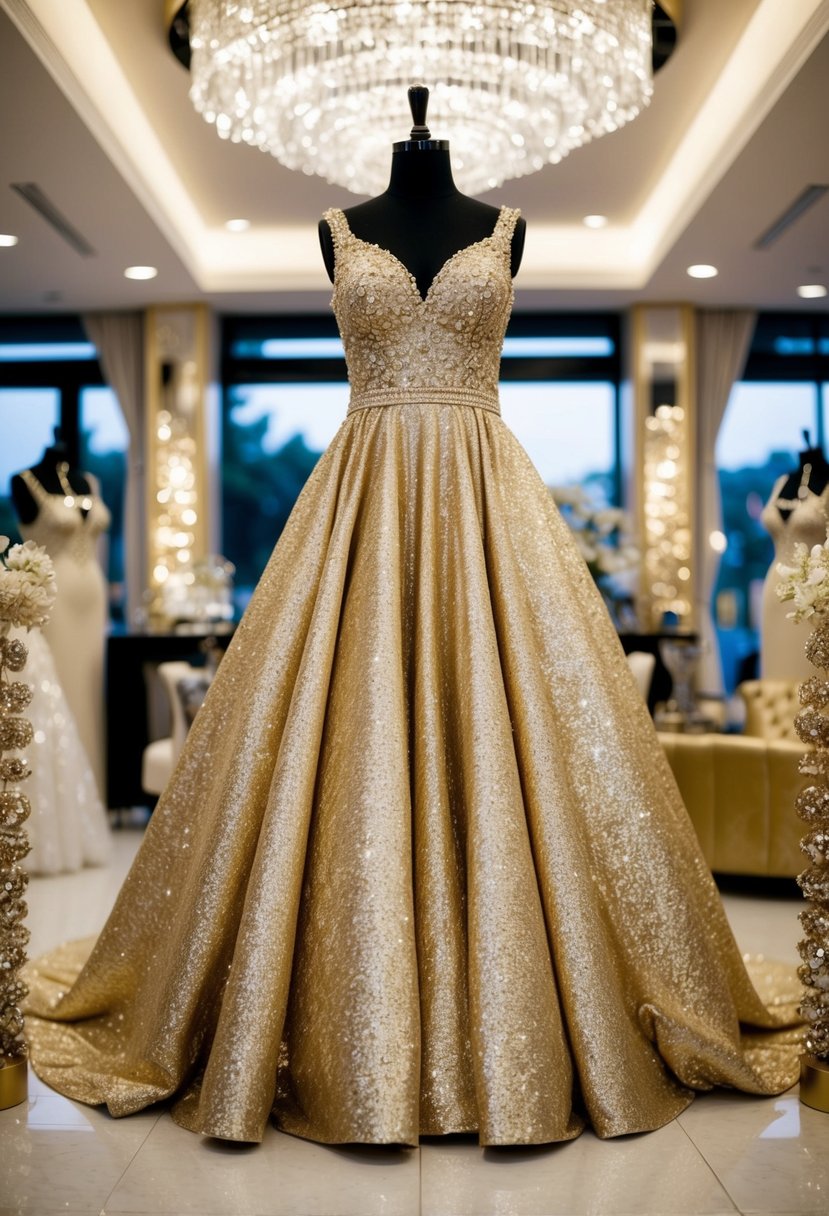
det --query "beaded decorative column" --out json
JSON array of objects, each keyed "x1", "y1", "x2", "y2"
[
  {"x1": 0, "y1": 628, "x2": 32, "y2": 1111},
  {"x1": 794, "y1": 619, "x2": 829, "y2": 1114}
]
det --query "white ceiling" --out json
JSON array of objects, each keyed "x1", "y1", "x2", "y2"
[{"x1": 0, "y1": 0, "x2": 828, "y2": 314}]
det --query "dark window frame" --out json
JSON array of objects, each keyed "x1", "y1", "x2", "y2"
[
  {"x1": 222, "y1": 311, "x2": 624, "y2": 501},
  {"x1": 0, "y1": 315, "x2": 105, "y2": 465},
  {"x1": 742, "y1": 312, "x2": 829, "y2": 440}
]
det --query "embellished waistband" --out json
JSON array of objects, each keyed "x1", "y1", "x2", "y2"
[{"x1": 347, "y1": 386, "x2": 501, "y2": 416}]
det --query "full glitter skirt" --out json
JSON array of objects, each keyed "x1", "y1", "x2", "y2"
[{"x1": 24, "y1": 401, "x2": 802, "y2": 1145}]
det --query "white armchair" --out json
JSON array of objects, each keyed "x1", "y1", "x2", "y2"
[{"x1": 140, "y1": 661, "x2": 206, "y2": 797}]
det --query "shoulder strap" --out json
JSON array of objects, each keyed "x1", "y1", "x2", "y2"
[
  {"x1": 494, "y1": 205, "x2": 521, "y2": 249},
  {"x1": 20, "y1": 468, "x2": 50, "y2": 504},
  {"x1": 322, "y1": 207, "x2": 352, "y2": 258}
]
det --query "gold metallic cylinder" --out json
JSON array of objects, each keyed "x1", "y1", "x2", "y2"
[
  {"x1": 800, "y1": 1054, "x2": 829, "y2": 1114},
  {"x1": 0, "y1": 1057, "x2": 28, "y2": 1111}
]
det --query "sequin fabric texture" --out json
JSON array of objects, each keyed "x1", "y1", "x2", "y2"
[{"x1": 24, "y1": 206, "x2": 802, "y2": 1146}]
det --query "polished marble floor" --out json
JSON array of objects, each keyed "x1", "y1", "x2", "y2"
[{"x1": 2, "y1": 827, "x2": 827, "y2": 1216}]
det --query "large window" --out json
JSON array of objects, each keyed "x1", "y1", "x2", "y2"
[
  {"x1": 714, "y1": 313, "x2": 829, "y2": 690},
  {"x1": 0, "y1": 387, "x2": 60, "y2": 542},
  {"x1": 221, "y1": 314, "x2": 622, "y2": 602},
  {"x1": 80, "y1": 386, "x2": 129, "y2": 613},
  {"x1": 223, "y1": 382, "x2": 349, "y2": 602},
  {"x1": 500, "y1": 381, "x2": 617, "y2": 500},
  {"x1": 0, "y1": 319, "x2": 128, "y2": 622}
]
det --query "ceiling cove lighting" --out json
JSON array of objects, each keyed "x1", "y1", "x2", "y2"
[
  {"x1": 798, "y1": 284, "x2": 828, "y2": 299},
  {"x1": 183, "y1": 0, "x2": 657, "y2": 196},
  {"x1": 686, "y1": 264, "x2": 718, "y2": 279},
  {"x1": 0, "y1": 234, "x2": 18, "y2": 247},
  {"x1": 124, "y1": 265, "x2": 159, "y2": 280}
]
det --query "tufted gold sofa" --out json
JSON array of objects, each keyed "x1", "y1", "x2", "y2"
[{"x1": 658, "y1": 680, "x2": 807, "y2": 878}]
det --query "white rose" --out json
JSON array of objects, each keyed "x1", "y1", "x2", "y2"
[
  {"x1": 594, "y1": 508, "x2": 626, "y2": 534},
  {"x1": 0, "y1": 558, "x2": 57, "y2": 629},
  {"x1": 597, "y1": 549, "x2": 624, "y2": 574},
  {"x1": 575, "y1": 535, "x2": 598, "y2": 562},
  {"x1": 551, "y1": 484, "x2": 589, "y2": 511},
  {"x1": 5, "y1": 540, "x2": 55, "y2": 584}
]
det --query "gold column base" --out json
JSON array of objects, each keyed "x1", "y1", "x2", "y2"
[
  {"x1": 800, "y1": 1054, "x2": 829, "y2": 1113},
  {"x1": 0, "y1": 1056, "x2": 28, "y2": 1111}
]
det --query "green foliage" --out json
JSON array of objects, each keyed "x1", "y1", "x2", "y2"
[
  {"x1": 715, "y1": 450, "x2": 794, "y2": 627},
  {"x1": 221, "y1": 395, "x2": 322, "y2": 598}
]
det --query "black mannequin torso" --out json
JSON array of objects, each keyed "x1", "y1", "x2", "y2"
[
  {"x1": 11, "y1": 441, "x2": 93, "y2": 525},
  {"x1": 319, "y1": 146, "x2": 526, "y2": 300},
  {"x1": 777, "y1": 434, "x2": 829, "y2": 519}
]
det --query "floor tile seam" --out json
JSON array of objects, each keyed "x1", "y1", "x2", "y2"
[
  {"x1": 0, "y1": 1210, "x2": 104, "y2": 1216},
  {"x1": 98, "y1": 1109, "x2": 165, "y2": 1210},
  {"x1": 419, "y1": 1127, "x2": 423, "y2": 1216},
  {"x1": 675, "y1": 1115, "x2": 740, "y2": 1213}
]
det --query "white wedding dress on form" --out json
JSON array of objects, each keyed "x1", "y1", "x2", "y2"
[
  {"x1": 18, "y1": 468, "x2": 110, "y2": 797},
  {"x1": 760, "y1": 473, "x2": 829, "y2": 680},
  {"x1": 10, "y1": 625, "x2": 111, "y2": 875}
]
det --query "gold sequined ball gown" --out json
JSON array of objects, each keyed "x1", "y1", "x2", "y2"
[{"x1": 25, "y1": 205, "x2": 801, "y2": 1145}]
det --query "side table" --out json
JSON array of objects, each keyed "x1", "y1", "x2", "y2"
[{"x1": 106, "y1": 626, "x2": 234, "y2": 808}]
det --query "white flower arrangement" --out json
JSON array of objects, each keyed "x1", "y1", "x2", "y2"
[
  {"x1": 0, "y1": 536, "x2": 58, "y2": 631},
  {"x1": 549, "y1": 485, "x2": 639, "y2": 583},
  {"x1": 776, "y1": 529, "x2": 829, "y2": 622}
]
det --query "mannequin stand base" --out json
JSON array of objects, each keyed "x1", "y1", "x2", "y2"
[
  {"x1": 800, "y1": 1054, "x2": 829, "y2": 1113},
  {"x1": 0, "y1": 1055, "x2": 27, "y2": 1110}
]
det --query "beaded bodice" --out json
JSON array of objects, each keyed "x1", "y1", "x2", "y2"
[
  {"x1": 323, "y1": 205, "x2": 521, "y2": 415},
  {"x1": 761, "y1": 475, "x2": 829, "y2": 564},
  {"x1": 19, "y1": 469, "x2": 111, "y2": 565}
]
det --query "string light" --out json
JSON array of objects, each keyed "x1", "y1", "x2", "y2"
[{"x1": 643, "y1": 405, "x2": 692, "y2": 626}]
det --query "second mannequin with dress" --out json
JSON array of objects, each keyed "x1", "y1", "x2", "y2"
[
  {"x1": 10, "y1": 431, "x2": 111, "y2": 873},
  {"x1": 761, "y1": 433, "x2": 829, "y2": 680}
]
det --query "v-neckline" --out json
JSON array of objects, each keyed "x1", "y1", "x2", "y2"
[
  {"x1": 24, "y1": 467, "x2": 94, "y2": 523},
  {"x1": 334, "y1": 205, "x2": 507, "y2": 305}
]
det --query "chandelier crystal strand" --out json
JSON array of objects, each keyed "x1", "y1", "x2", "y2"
[{"x1": 188, "y1": 1, "x2": 653, "y2": 195}]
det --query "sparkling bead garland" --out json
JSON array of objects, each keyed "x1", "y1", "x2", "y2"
[
  {"x1": 188, "y1": 1, "x2": 653, "y2": 195},
  {"x1": 794, "y1": 622, "x2": 829, "y2": 1062},
  {"x1": 0, "y1": 630, "x2": 32, "y2": 1065}
]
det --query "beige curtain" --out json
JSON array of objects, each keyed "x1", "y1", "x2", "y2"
[
  {"x1": 83, "y1": 312, "x2": 145, "y2": 625},
  {"x1": 695, "y1": 309, "x2": 756, "y2": 694}
]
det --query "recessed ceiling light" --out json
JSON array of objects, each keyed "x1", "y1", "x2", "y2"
[
  {"x1": 687, "y1": 264, "x2": 718, "y2": 279},
  {"x1": 225, "y1": 218, "x2": 250, "y2": 232},
  {"x1": 0, "y1": 234, "x2": 18, "y2": 247},
  {"x1": 582, "y1": 214, "x2": 608, "y2": 229},
  {"x1": 797, "y1": 284, "x2": 827, "y2": 299},
  {"x1": 124, "y1": 265, "x2": 158, "y2": 280}
]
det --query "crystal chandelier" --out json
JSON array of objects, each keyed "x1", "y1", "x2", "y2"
[{"x1": 187, "y1": 1, "x2": 654, "y2": 196}]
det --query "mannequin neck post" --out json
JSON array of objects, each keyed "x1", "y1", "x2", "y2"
[{"x1": 385, "y1": 145, "x2": 459, "y2": 200}]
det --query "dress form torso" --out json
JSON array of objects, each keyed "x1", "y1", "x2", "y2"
[
  {"x1": 760, "y1": 470, "x2": 829, "y2": 679},
  {"x1": 17, "y1": 467, "x2": 111, "y2": 796},
  {"x1": 319, "y1": 146, "x2": 526, "y2": 301}
]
